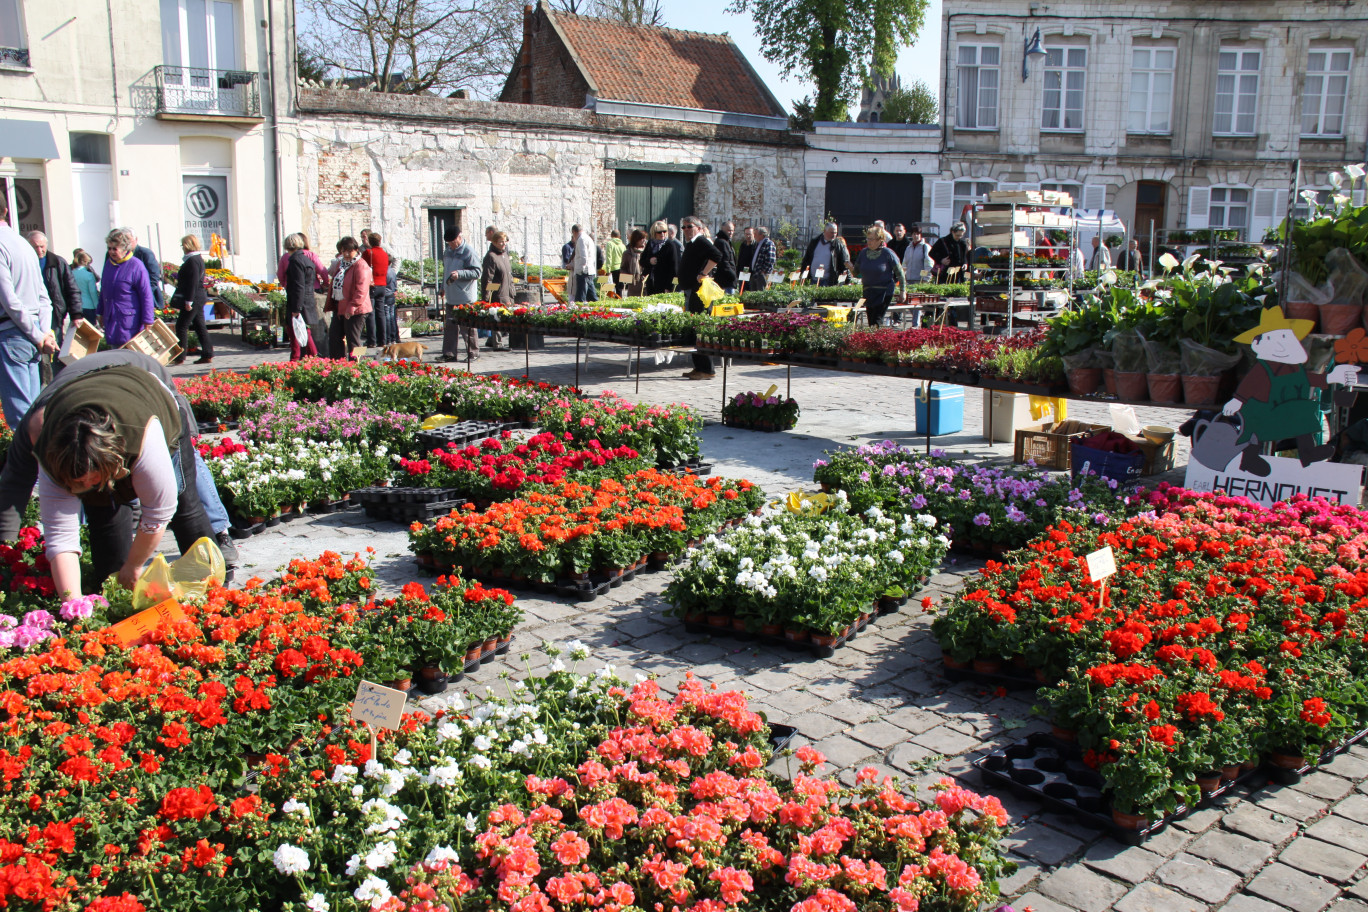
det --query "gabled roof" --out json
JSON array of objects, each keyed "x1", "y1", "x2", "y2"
[{"x1": 544, "y1": 4, "x2": 786, "y2": 118}]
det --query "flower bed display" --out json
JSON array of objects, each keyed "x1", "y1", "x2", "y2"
[
  {"x1": 932, "y1": 489, "x2": 1368, "y2": 824},
  {"x1": 721, "y1": 390, "x2": 800, "y2": 431},
  {"x1": 664, "y1": 498, "x2": 947, "y2": 648},
  {"x1": 175, "y1": 371, "x2": 273, "y2": 422},
  {"x1": 395, "y1": 430, "x2": 650, "y2": 502},
  {"x1": 240, "y1": 394, "x2": 419, "y2": 451},
  {"x1": 199, "y1": 436, "x2": 391, "y2": 524},
  {"x1": 409, "y1": 469, "x2": 764, "y2": 584},
  {"x1": 537, "y1": 391, "x2": 704, "y2": 469},
  {"x1": 813, "y1": 442, "x2": 1131, "y2": 552}
]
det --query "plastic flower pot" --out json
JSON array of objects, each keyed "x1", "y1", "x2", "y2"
[
  {"x1": 1195, "y1": 771, "x2": 1223, "y2": 792},
  {"x1": 972, "y1": 657, "x2": 1003, "y2": 674},
  {"x1": 1147, "y1": 372, "x2": 1182, "y2": 404},
  {"x1": 1115, "y1": 371, "x2": 1149, "y2": 400},
  {"x1": 941, "y1": 651, "x2": 970, "y2": 670},
  {"x1": 1066, "y1": 368, "x2": 1103, "y2": 397},
  {"x1": 1111, "y1": 808, "x2": 1150, "y2": 830},
  {"x1": 1181, "y1": 374, "x2": 1222, "y2": 405},
  {"x1": 1221, "y1": 764, "x2": 1242, "y2": 781},
  {"x1": 1103, "y1": 368, "x2": 1117, "y2": 396},
  {"x1": 1269, "y1": 749, "x2": 1305, "y2": 769},
  {"x1": 1321, "y1": 303, "x2": 1363, "y2": 336},
  {"x1": 1284, "y1": 299, "x2": 1319, "y2": 329}
]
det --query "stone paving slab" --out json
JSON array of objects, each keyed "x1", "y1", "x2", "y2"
[{"x1": 158, "y1": 335, "x2": 1368, "y2": 912}]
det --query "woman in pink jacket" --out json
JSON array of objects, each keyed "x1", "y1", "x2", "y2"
[{"x1": 325, "y1": 236, "x2": 373, "y2": 360}]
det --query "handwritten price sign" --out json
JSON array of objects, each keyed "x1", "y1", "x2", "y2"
[
  {"x1": 104, "y1": 599, "x2": 186, "y2": 648},
  {"x1": 350, "y1": 681, "x2": 407, "y2": 731}
]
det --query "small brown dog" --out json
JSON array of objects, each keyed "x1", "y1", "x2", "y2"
[{"x1": 380, "y1": 342, "x2": 425, "y2": 362}]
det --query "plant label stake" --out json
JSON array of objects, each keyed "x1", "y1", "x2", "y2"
[
  {"x1": 351, "y1": 680, "x2": 407, "y2": 760},
  {"x1": 1085, "y1": 545, "x2": 1116, "y2": 609}
]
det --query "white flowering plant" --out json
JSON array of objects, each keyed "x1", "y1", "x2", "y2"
[
  {"x1": 202, "y1": 437, "x2": 390, "y2": 520},
  {"x1": 664, "y1": 495, "x2": 949, "y2": 635}
]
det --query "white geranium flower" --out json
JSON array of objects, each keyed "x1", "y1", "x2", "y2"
[
  {"x1": 423, "y1": 759, "x2": 462, "y2": 787},
  {"x1": 473, "y1": 734, "x2": 493, "y2": 752},
  {"x1": 272, "y1": 844, "x2": 311, "y2": 875},
  {"x1": 425, "y1": 845, "x2": 460, "y2": 866},
  {"x1": 330, "y1": 764, "x2": 358, "y2": 784},
  {"x1": 567, "y1": 640, "x2": 589, "y2": 661},
  {"x1": 354, "y1": 875, "x2": 393, "y2": 908},
  {"x1": 306, "y1": 893, "x2": 328, "y2": 912},
  {"x1": 362, "y1": 839, "x2": 398, "y2": 870},
  {"x1": 281, "y1": 799, "x2": 310, "y2": 817},
  {"x1": 470, "y1": 754, "x2": 492, "y2": 770}
]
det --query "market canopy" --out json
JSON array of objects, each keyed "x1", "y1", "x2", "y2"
[
  {"x1": 0, "y1": 120, "x2": 59, "y2": 161},
  {"x1": 1072, "y1": 209, "x2": 1129, "y2": 246}
]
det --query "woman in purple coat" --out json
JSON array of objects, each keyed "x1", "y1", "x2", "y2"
[{"x1": 97, "y1": 228, "x2": 155, "y2": 347}]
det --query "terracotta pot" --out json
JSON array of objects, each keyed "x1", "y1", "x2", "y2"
[
  {"x1": 1147, "y1": 372, "x2": 1182, "y2": 404},
  {"x1": 1221, "y1": 764, "x2": 1242, "y2": 781},
  {"x1": 1195, "y1": 771, "x2": 1223, "y2": 792},
  {"x1": 1012, "y1": 654, "x2": 1030, "y2": 670},
  {"x1": 760, "y1": 623, "x2": 782, "y2": 637},
  {"x1": 942, "y1": 651, "x2": 970, "y2": 670},
  {"x1": 812, "y1": 633, "x2": 839, "y2": 647},
  {"x1": 488, "y1": 567, "x2": 506, "y2": 579},
  {"x1": 1285, "y1": 298, "x2": 1319, "y2": 329},
  {"x1": 1269, "y1": 750, "x2": 1305, "y2": 770},
  {"x1": 1111, "y1": 808, "x2": 1150, "y2": 830},
  {"x1": 1321, "y1": 302, "x2": 1363, "y2": 336},
  {"x1": 783, "y1": 628, "x2": 809, "y2": 643},
  {"x1": 1115, "y1": 370, "x2": 1149, "y2": 400},
  {"x1": 1066, "y1": 367, "x2": 1103, "y2": 397},
  {"x1": 1051, "y1": 724, "x2": 1076, "y2": 742},
  {"x1": 683, "y1": 611, "x2": 706, "y2": 625},
  {"x1": 1240, "y1": 757, "x2": 1258, "y2": 772},
  {"x1": 417, "y1": 552, "x2": 435, "y2": 568},
  {"x1": 1181, "y1": 374, "x2": 1222, "y2": 406},
  {"x1": 731, "y1": 617, "x2": 749, "y2": 633},
  {"x1": 1103, "y1": 368, "x2": 1117, "y2": 396},
  {"x1": 819, "y1": 481, "x2": 832, "y2": 493},
  {"x1": 707, "y1": 614, "x2": 731, "y2": 628},
  {"x1": 972, "y1": 657, "x2": 1003, "y2": 675},
  {"x1": 464, "y1": 645, "x2": 482, "y2": 664},
  {"x1": 1035, "y1": 668, "x2": 1049, "y2": 683},
  {"x1": 389, "y1": 677, "x2": 412, "y2": 692}
]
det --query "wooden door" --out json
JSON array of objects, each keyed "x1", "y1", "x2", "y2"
[{"x1": 1133, "y1": 181, "x2": 1166, "y2": 250}]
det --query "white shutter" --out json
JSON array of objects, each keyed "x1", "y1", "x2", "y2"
[
  {"x1": 1250, "y1": 188, "x2": 1278, "y2": 242},
  {"x1": 1083, "y1": 184, "x2": 1107, "y2": 210},
  {"x1": 930, "y1": 180, "x2": 955, "y2": 234},
  {"x1": 1354, "y1": 187, "x2": 1366, "y2": 207},
  {"x1": 1187, "y1": 186, "x2": 1211, "y2": 229}
]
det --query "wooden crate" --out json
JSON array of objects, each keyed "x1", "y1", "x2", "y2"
[
  {"x1": 59, "y1": 320, "x2": 105, "y2": 366},
  {"x1": 1014, "y1": 420, "x2": 1110, "y2": 471},
  {"x1": 121, "y1": 319, "x2": 182, "y2": 365},
  {"x1": 397, "y1": 305, "x2": 427, "y2": 325}
]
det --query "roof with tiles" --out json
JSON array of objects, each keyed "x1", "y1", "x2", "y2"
[{"x1": 539, "y1": 6, "x2": 786, "y2": 118}]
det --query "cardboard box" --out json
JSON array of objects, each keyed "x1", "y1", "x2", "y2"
[
  {"x1": 1126, "y1": 434, "x2": 1177, "y2": 476},
  {"x1": 983, "y1": 390, "x2": 1060, "y2": 444},
  {"x1": 59, "y1": 320, "x2": 105, "y2": 366}
]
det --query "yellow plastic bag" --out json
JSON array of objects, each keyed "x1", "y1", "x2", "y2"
[
  {"x1": 697, "y1": 276, "x2": 725, "y2": 308},
  {"x1": 817, "y1": 305, "x2": 851, "y2": 324},
  {"x1": 779, "y1": 490, "x2": 837, "y2": 515},
  {"x1": 131, "y1": 537, "x2": 227, "y2": 611},
  {"x1": 421, "y1": 414, "x2": 460, "y2": 430},
  {"x1": 1028, "y1": 396, "x2": 1067, "y2": 422}
]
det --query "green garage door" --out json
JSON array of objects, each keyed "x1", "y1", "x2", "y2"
[{"x1": 615, "y1": 170, "x2": 695, "y2": 235}]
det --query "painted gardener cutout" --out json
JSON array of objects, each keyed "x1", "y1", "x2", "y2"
[{"x1": 1222, "y1": 307, "x2": 1359, "y2": 476}]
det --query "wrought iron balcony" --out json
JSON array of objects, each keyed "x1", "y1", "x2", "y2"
[
  {"x1": 154, "y1": 65, "x2": 261, "y2": 119},
  {"x1": 0, "y1": 46, "x2": 30, "y2": 68}
]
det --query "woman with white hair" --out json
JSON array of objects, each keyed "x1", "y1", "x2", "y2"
[
  {"x1": 851, "y1": 225, "x2": 906, "y2": 327},
  {"x1": 97, "y1": 227, "x2": 155, "y2": 348}
]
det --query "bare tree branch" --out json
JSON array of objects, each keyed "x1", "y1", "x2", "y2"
[{"x1": 298, "y1": 0, "x2": 522, "y2": 97}]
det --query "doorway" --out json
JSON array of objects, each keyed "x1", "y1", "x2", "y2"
[
  {"x1": 614, "y1": 170, "x2": 694, "y2": 236},
  {"x1": 1133, "y1": 180, "x2": 1167, "y2": 250},
  {"x1": 424, "y1": 207, "x2": 461, "y2": 265},
  {"x1": 823, "y1": 172, "x2": 923, "y2": 244}
]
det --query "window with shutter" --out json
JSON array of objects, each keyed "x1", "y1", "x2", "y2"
[
  {"x1": 1187, "y1": 187, "x2": 1211, "y2": 229},
  {"x1": 1082, "y1": 185, "x2": 1106, "y2": 210},
  {"x1": 929, "y1": 180, "x2": 956, "y2": 234}
]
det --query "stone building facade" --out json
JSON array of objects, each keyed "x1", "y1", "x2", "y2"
[
  {"x1": 293, "y1": 89, "x2": 806, "y2": 266},
  {"x1": 936, "y1": 0, "x2": 1368, "y2": 245}
]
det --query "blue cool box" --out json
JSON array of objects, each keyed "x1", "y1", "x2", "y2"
[{"x1": 915, "y1": 383, "x2": 964, "y2": 436}]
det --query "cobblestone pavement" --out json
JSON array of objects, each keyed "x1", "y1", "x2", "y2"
[{"x1": 170, "y1": 331, "x2": 1368, "y2": 912}]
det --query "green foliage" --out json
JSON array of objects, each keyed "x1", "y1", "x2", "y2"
[
  {"x1": 1289, "y1": 204, "x2": 1368, "y2": 285},
  {"x1": 878, "y1": 78, "x2": 937, "y2": 124},
  {"x1": 729, "y1": 0, "x2": 930, "y2": 121}
]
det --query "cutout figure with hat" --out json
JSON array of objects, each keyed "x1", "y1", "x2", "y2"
[{"x1": 1222, "y1": 307, "x2": 1359, "y2": 476}]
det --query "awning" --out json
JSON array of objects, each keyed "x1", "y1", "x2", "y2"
[{"x1": 0, "y1": 121, "x2": 60, "y2": 161}]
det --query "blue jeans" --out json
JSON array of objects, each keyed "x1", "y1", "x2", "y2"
[
  {"x1": 0, "y1": 325, "x2": 40, "y2": 429},
  {"x1": 574, "y1": 274, "x2": 598, "y2": 302},
  {"x1": 193, "y1": 450, "x2": 230, "y2": 534}
]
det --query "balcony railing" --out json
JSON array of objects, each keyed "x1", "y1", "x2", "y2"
[
  {"x1": 0, "y1": 46, "x2": 30, "y2": 68},
  {"x1": 154, "y1": 65, "x2": 261, "y2": 118}
]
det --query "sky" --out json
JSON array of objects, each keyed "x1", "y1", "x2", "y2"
[{"x1": 654, "y1": 0, "x2": 944, "y2": 116}]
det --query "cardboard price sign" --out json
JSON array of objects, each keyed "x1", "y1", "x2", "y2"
[
  {"x1": 104, "y1": 599, "x2": 186, "y2": 648},
  {"x1": 350, "y1": 680, "x2": 407, "y2": 731},
  {"x1": 1085, "y1": 546, "x2": 1116, "y2": 583}
]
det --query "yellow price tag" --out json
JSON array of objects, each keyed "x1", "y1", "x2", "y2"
[{"x1": 763, "y1": 384, "x2": 779, "y2": 398}]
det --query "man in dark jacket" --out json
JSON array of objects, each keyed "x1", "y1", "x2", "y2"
[
  {"x1": 750, "y1": 227, "x2": 776, "y2": 291},
  {"x1": 713, "y1": 221, "x2": 739, "y2": 293},
  {"x1": 27, "y1": 231, "x2": 83, "y2": 382},
  {"x1": 800, "y1": 223, "x2": 849, "y2": 286},
  {"x1": 929, "y1": 222, "x2": 970, "y2": 278},
  {"x1": 128, "y1": 231, "x2": 165, "y2": 310},
  {"x1": 677, "y1": 216, "x2": 721, "y2": 380},
  {"x1": 737, "y1": 227, "x2": 757, "y2": 277}
]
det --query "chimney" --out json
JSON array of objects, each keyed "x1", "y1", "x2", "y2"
[{"x1": 520, "y1": 4, "x2": 535, "y2": 104}]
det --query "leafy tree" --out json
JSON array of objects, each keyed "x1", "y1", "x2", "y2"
[
  {"x1": 728, "y1": 0, "x2": 929, "y2": 122},
  {"x1": 296, "y1": 0, "x2": 521, "y2": 97},
  {"x1": 295, "y1": 47, "x2": 330, "y2": 84},
  {"x1": 789, "y1": 96, "x2": 816, "y2": 132},
  {"x1": 879, "y1": 78, "x2": 938, "y2": 124}
]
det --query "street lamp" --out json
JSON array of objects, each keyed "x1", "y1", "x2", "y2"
[{"x1": 1022, "y1": 28, "x2": 1048, "y2": 81}]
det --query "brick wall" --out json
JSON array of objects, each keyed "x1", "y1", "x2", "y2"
[{"x1": 316, "y1": 148, "x2": 370, "y2": 208}]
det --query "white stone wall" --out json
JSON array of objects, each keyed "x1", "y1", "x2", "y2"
[
  {"x1": 294, "y1": 102, "x2": 808, "y2": 266},
  {"x1": 937, "y1": 0, "x2": 1368, "y2": 236}
]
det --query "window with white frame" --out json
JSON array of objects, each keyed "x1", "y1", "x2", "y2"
[
  {"x1": 1209, "y1": 187, "x2": 1250, "y2": 238},
  {"x1": 1042, "y1": 46, "x2": 1087, "y2": 131},
  {"x1": 1302, "y1": 49, "x2": 1351, "y2": 137},
  {"x1": 953, "y1": 181, "x2": 995, "y2": 223},
  {"x1": 1214, "y1": 48, "x2": 1260, "y2": 136},
  {"x1": 956, "y1": 45, "x2": 1000, "y2": 130},
  {"x1": 0, "y1": 0, "x2": 27, "y2": 65},
  {"x1": 161, "y1": 0, "x2": 239, "y2": 72},
  {"x1": 1128, "y1": 47, "x2": 1175, "y2": 134}
]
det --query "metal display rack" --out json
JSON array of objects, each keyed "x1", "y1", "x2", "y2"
[{"x1": 967, "y1": 194, "x2": 1078, "y2": 334}]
